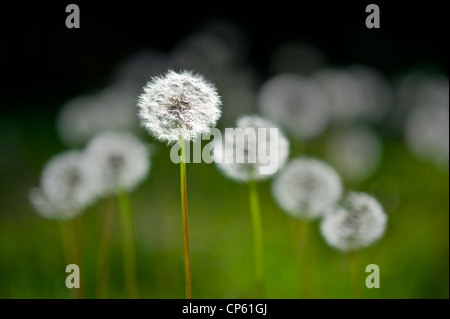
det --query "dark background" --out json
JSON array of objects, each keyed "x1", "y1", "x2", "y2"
[{"x1": 0, "y1": 1, "x2": 448, "y2": 114}]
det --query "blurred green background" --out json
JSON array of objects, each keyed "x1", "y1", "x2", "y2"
[
  {"x1": 0, "y1": 1, "x2": 448, "y2": 299},
  {"x1": 0, "y1": 113, "x2": 448, "y2": 298}
]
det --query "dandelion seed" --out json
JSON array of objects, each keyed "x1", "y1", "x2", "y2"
[
  {"x1": 84, "y1": 131, "x2": 150, "y2": 195},
  {"x1": 258, "y1": 74, "x2": 330, "y2": 140},
  {"x1": 320, "y1": 191, "x2": 387, "y2": 252},
  {"x1": 272, "y1": 157, "x2": 343, "y2": 220},
  {"x1": 30, "y1": 150, "x2": 96, "y2": 220},
  {"x1": 137, "y1": 70, "x2": 222, "y2": 144},
  {"x1": 213, "y1": 115, "x2": 290, "y2": 182}
]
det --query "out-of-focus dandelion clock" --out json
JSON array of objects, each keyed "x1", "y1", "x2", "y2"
[
  {"x1": 30, "y1": 151, "x2": 97, "y2": 220},
  {"x1": 404, "y1": 103, "x2": 449, "y2": 168},
  {"x1": 57, "y1": 84, "x2": 139, "y2": 146},
  {"x1": 313, "y1": 68, "x2": 367, "y2": 123},
  {"x1": 84, "y1": 131, "x2": 150, "y2": 195},
  {"x1": 347, "y1": 65, "x2": 392, "y2": 123},
  {"x1": 137, "y1": 70, "x2": 222, "y2": 144},
  {"x1": 258, "y1": 74, "x2": 330, "y2": 140},
  {"x1": 272, "y1": 157, "x2": 342, "y2": 219},
  {"x1": 213, "y1": 115, "x2": 290, "y2": 182},
  {"x1": 320, "y1": 192, "x2": 387, "y2": 252},
  {"x1": 326, "y1": 126, "x2": 382, "y2": 182}
]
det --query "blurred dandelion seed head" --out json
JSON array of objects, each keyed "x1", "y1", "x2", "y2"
[
  {"x1": 320, "y1": 191, "x2": 387, "y2": 252},
  {"x1": 57, "y1": 84, "x2": 140, "y2": 146},
  {"x1": 405, "y1": 102, "x2": 449, "y2": 168},
  {"x1": 30, "y1": 151, "x2": 96, "y2": 220},
  {"x1": 258, "y1": 74, "x2": 330, "y2": 140},
  {"x1": 326, "y1": 126, "x2": 382, "y2": 182},
  {"x1": 272, "y1": 157, "x2": 342, "y2": 219},
  {"x1": 138, "y1": 70, "x2": 222, "y2": 144},
  {"x1": 213, "y1": 115, "x2": 290, "y2": 182},
  {"x1": 85, "y1": 131, "x2": 150, "y2": 195}
]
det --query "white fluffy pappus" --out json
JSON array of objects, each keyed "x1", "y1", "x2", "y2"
[
  {"x1": 258, "y1": 74, "x2": 330, "y2": 140},
  {"x1": 84, "y1": 131, "x2": 151, "y2": 195},
  {"x1": 213, "y1": 115, "x2": 290, "y2": 182},
  {"x1": 30, "y1": 150, "x2": 97, "y2": 220},
  {"x1": 272, "y1": 157, "x2": 343, "y2": 220},
  {"x1": 57, "y1": 84, "x2": 140, "y2": 146},
  {"x1": 325, "y1": 125, "x2": 382, "y2": 182},
  {"x1": 320, "y1": 191, "x2": 387, "y2": 252},
  {"x1": 137, "y1": 70, "x2": 222, "y2": 144}
]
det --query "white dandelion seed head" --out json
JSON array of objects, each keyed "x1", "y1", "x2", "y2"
[
  {"x1": 213, "y1": 115, "x2": 290, "y2": 182},
  {"x1": 312, "y1": 68, "x2": 367, "y2": 122},
  {"x1": 320, "y1": 191, "x2": 387, "y2": 252},
  {"x1": 57, "y1": 84, "x2": 140, "y2": 146},
  {"x1": 272, "y1": 157, "x2": 343, "y2": 220},
  {"x1": 31, "y1": 151, "x2": 97, "y2": 220},
  {"x1": 404, "y1": 102, "x2": 449, "y2": 168},
  {"x1": 137, "y1": 70, "x2": 222, "y2": 144},
  {"x1": 346, "y1": 65, "x2": 392, "y2": 122},
  {"x1": 326, "y1": 126, "x2": 382, "y2": 182},
  {"x1": 84, "y1": 131, "x2": 150, "y2": 195},
  {"x1": 258, "y1": 74, "x2": 330, "y2": 140}
]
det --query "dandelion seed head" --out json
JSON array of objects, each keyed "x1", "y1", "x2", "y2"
[
  {"x1": 84, "y1": 131, "x2": 150, "y2": 195},
  {"x1": 213, "y1": 115, "x2": 290, "y2": 182},
  {"x1": 320, "y1": 192, "x2": 387, "y2": 252},
  {"x1": 258, "y1": 74, "x2": 330, "y2": 140},
  {"x1": 31, "y1": 151, "x2": 96, "y2": 220},
  {"x1": 138, "y1": 70, "x2": 222, "y2": 144},
  {"x1": 404, "y1": 102, "x2": 449, "y2": 168},
  {"x1": 272, "y1": 157, "x2": 343, "y2": 219},
  {"x1": 57, "y1": 84, "x2": 139, "y2": 146},
  {"x1": 326, "y1": 126, "x2": 382, "y2": 182}
]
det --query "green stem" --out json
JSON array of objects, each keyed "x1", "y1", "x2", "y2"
[
  {"x1": 349, "y1": 251, "x2": 362, "y2": 299},
  {"x1": 59, "y1": 216, "x2": 82, "y2": 299},
  {"x1": 249, "y1": 178, "x2": 264, "y2": 298},
  {"x1": 180, "y1": 135, "x2": 193, "y2": 299},
  {"x1": 299, "y1": 219, "x2": 310, "y2": 298},
  {"x1": 117, "y1": 189, "x2": 138, "y2": 299},
  {"x1": 96, "y1": 196, "x2": 115, "y2": 299}
]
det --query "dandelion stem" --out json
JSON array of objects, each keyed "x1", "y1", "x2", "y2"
[
  {"x1": 299, "y1": 219, "x2": 311, "y2": 298},
  {"x1": 349, "y1": 251, "x2": 362, "y2": 299},
  {"x1": 180, "y1": 135, "x2": 193, "y2": 299},
  {"x1": 59, "y1": 216, "x2": 82, "y2": 299},
  {"x1": 117, "y1": 189, "x2": 138, "y2": 299},
  {"x1": 96, "y1": 196, "x2": 115, "y2": 299},
  {"x1": 249, "y1": 178, "x2": 264, "y2": 298}
]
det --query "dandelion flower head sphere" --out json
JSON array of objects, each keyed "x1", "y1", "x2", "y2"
[
  {"x1": 320, "y1": 192, "x2": 387, "y2": 252},
  {"x1": 138, "y1": 70, "x2": 222, "y2": 144},
  {"x1": 30, "y1": 151, "x2": 96, "y2": 220},
  {"x1": 85, "y1": 131, "x2": 150, "y2": 195},
  {"x1": 213, "y1": 115, "x2": 290, "y2": 182},
  {"x1": 272, "y1": 157, "x2": 343, "y2": 219}
]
